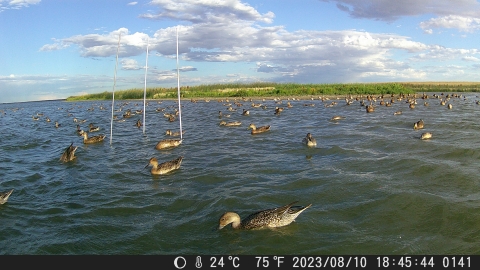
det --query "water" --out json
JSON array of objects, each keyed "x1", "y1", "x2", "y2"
[{"x1": 1, "y1": 93, "x2": 480, "y2": 255}]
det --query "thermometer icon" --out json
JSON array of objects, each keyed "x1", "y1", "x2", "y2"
[{"x1": 195, "y1": 256, "x2": 202, "y2": 268}]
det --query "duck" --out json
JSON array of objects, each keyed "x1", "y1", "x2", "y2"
[
  {"x1": 274, "y1": 107, "x2": 284, "y2": 115},
  {"x1": 242, "y1": 109, "x2": 250, "y2": 116},
  {"x1": 413, "y1": 119, "x2": 424, "y2": 130},
  {"x1": 330, "y1": 115, "x2": 345, "y2": 121},
  {"x1": 302, "y1": 133, "x2": 317, "y2": 147},
  {"x1": 248, "y1": 123, "x2": 270, "y2": 134},
  {"x1": 135, "y1": 119, "x2": 142, "y2": 128},
  {"x1": 145, "y1": 156, "x2": 183, "y2": 175},
  {"x1": 89, "y1": 123, "x2": 100, "y2": 132},
  {"x1": 76, "y1": 125, "x2": 85, "y2": 136},
  {"x1": 219, "y1": 120, "x2": 242, "y2": 127},
  {"x1": 366, "y1": 104, "x2": 375, "y2": 113},
  {"x1": 218, "y1": 201, "x2": 312, "y2": 230},
  {"x1": 155, "y1": 139, "x2": 182, "y2": 150},
  {"x1": 421, "y1": 132, "x2": 432, "y2": 140},
  {"x1": 123, "y1": 109, "x2": 132, "y2": 118},
  {"x1": 60, "y1": 142, "x2": 78, "y2": 162},
  {"x1": 82, "y1": 132, "x2": 106, "y2": 144},
  {"x1": 393, "y1": 110, "x2": 402, "y2": 115},
  {"x1": 0, "y1": 189, "x2": 14, "y2": 205},
  {"x1": 165, "y1": 129, "x2": 186, "y2": 136},
  {"x1": 55, "y1": 121, "x2": 61, "y2": 128}
]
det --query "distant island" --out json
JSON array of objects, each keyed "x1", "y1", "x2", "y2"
[{"x1": 66, "y1": 82, "x2": 480, "y2": 101}]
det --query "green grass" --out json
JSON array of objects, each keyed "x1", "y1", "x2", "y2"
[{"x1": 66, "y1": 82, "x2": 480, "y2": 101}]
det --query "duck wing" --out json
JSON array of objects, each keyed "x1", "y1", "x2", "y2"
[
  {"x1": 157, "y1": 156, "x2": 183, "y2": 173},
  {"x1": 240, "y1": 201, "x2": 300, "y2": 229}
]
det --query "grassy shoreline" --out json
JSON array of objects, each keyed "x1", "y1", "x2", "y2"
[{"x1": 66, "y1": 82, "x2": 480, "y2": 101}]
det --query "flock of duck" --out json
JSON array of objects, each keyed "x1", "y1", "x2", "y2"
[{"x1": 1, "y1": 91, "x2": 472, "y2": 230}]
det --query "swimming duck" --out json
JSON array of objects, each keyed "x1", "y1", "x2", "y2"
[
  {"x1": 82, "y1": 132, "x2": 106, "y2": 144},
  {"x1": 0, "y1": 189, "x2": 14, "y2": 205},
  {"x1": 135, "y1": 119, "x2": 142, "y2": 128},
  {"x1": 145, "y1": 156, "x2": 183, "y2": 175},
  {"x1": 330, "y1": 115, "x2": 345, "y2": 121},
  {"x1": 155, "y1": 139, "x2": 182, "y2": 150},
  {"x1": 366, "y1": 104, "x2": 375, "y2": 113},
  {"x1": 55, "y1": 121, "x2": 61, "y2": 128},
  {"x1": 89, "y1": 123, "x2": 99, "y2": 132},
  {"x1": 218, "y1": 201, "x2": 312, "y2": 230},
  {"x1": 165, "y1": 129, "x2": 186, "y2": 136},
  {"x1": 60, "y1": 142, "x2": 78, "y2": 162},
  {"x1": 123, "y1": 109, "x2": 132, "y2": 118},
  {"x1": 248, "y1": 123, "x2": 270, "y2": 134},
  {"x1": 393, "y1": 111, "x2": 402, "y2": 115},
  {"x1": 302, "y1": 133, "x2": 317, "y2": 147},
  {"x1": 242, "y1": 109, "x2": 250, "y2": 116},
  {"x1": 274, "y1": 107, "x2": 284, "y2": 115},
  {"x1": 421, "y1": 132, "x2": 432, "y2": 140},
  {"x1": 219, "y1": 120, "x2": 242, "y2": 127},
  {"x1": 76, "y1": 125, "x2": 85, "y2": 136},
  {"x1": 413, "y1": 119, "x2": 424, "y2": 130}
]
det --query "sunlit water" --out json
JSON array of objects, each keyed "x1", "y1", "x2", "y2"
[{"x1": 1, "y1": 93, "x2": 480, "y2": 255}]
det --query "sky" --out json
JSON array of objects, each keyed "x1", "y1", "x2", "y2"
[{"x1": 1, "y1": 0, "x2": 480, "y2": 103}]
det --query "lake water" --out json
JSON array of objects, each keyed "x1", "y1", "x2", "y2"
[{"x1": 1, "y1": 93, "x2": 480, "y2": 255}]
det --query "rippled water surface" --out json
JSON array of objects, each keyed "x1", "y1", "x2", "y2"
[{"x1": 1, "y1": 93, "x2": 480, "y2": 255}]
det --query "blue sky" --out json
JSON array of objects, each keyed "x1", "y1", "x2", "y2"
[{"x1": 1, "y1": 0, "x2": 480, "y2": 103}]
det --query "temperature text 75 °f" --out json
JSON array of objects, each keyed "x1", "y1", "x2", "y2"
[{"x1": 256, "y1": 256, "x2": 285, "y2": 268}]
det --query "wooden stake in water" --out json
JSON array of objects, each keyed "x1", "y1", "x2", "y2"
[
  {"x1": 143, "y1": 37, "x2": 149, "y2": 134},
  {"x1": 110, "y1": 33, "x2": 121, "y2": 145},
  {"x1": 176, "y1": 26, "x2": 183, "y2": 142}
]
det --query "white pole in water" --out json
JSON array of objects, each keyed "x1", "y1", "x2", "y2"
[
  {"x1": 110, "y1": 33, "x2": 121, "y2": 145},
  {"x1": 176, "y1": 26, "x2": 183, "y2": 142},
  {"x1": 143, "y1": 37, "x2": 149, "y2": 134}
]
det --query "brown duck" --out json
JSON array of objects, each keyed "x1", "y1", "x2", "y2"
[
  {"x1": 82, "y1": 132, "x2": 106, "y2": 144},
  {"x1": 145, "y1": 156, "x2": 183, "y2": 175},
  {"x1": 248, "y1": 123, "x2": 270, "y2": 134},
  {"x1": 218, "y1": 201, "x2": 312, "y2": 230}
]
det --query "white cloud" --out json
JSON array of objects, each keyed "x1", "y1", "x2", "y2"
[
  {"x1": 0, "y1": 0, "x2": 39, "y2": 12},
  {"x1": 127, "y1": 2, "x2": 138, "y2": 5},
  {"x1": 121, "y1": 59, "x2": 141, "y2": 70},
  {"x1": 142, "y1": 0, "x2": 274, "y2": 24},
  {"x1": 420, "y1": 15, "x2": 480, "y2": 33},
  {"x1": 462, "y1": 56, "x2": 480, "y2": 62}
]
